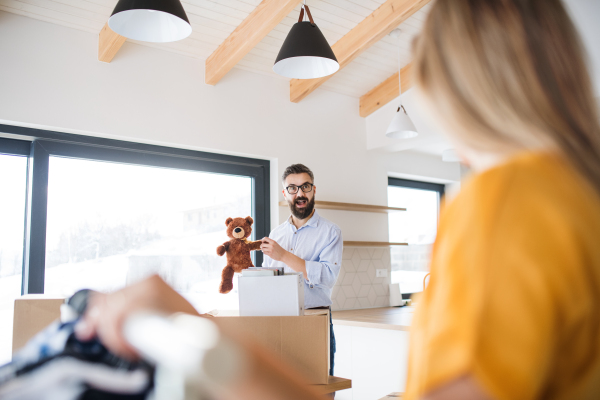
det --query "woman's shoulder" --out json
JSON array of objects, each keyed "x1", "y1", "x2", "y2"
[
  {"x1": 440, "y1": 151, "x2": 600, "y2": 256},
  {"x1": 453, "y1": 151, "x2": 599, "y2": 215}
]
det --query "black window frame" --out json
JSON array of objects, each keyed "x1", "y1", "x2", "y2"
[
  {"x1": 388, "y1": 177, "x2": 446, "y2": 198},
  {"x1": 388, "y1": 177, "x2": 445, "y2": 298},
  {"x1": 0, "y1": 124, "x2": 270, "y2": 295}
]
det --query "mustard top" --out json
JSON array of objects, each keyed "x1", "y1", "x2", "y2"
[{"x1": 405, "y1": 152, "x2": 600, "y2": 400}]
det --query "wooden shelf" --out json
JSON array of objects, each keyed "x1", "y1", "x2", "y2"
[
  {"x1": 343, "y1": 241, "x2": 408, "y2": 247},
  {"x1": 311, "y1": 376, "x2": 352, "y2": 394},
  {"x1": 278, "y1": 200, "x2": 405, "y2": 213}
]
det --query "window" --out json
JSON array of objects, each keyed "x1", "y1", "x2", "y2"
[
  {"x1": 44, "y1": 157, "x2": 252, "y2": 311},
  {"x1": 0, "y1": 138, "x2": 30, "y2": 365},
  {"x1": 388, "y1": 178, "x2": 445, "y2": 295},
  {"x1": 0, "y1": 124, "x2": 270, "y2": 363}
]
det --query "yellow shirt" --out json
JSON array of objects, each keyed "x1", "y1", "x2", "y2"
[{"x1": 405, "y1": 152, "x2": 600, "y2": 400}]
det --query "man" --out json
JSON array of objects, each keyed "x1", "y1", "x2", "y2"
[{"x1": 260, "y1": 164, "x2": 342, "y2": 377}]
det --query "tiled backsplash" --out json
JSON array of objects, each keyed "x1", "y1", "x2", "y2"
[{"x1": 331, "y1": 247, "x2": 392, "y2": 311}]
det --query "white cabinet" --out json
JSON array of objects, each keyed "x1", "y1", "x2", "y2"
[{"x1": 334, "y1": 324, "x2": 409, "y2": 400}]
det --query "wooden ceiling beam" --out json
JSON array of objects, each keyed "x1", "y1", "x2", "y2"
[
  {"x1": 205, "y1": 0, "x2": 303, "y2": 85},
  {"x1": 359, "y1": 62, "x2": 413, "y2": 117},
  {"x1": 289, "y1": 0, "x2": 429, "y2": 103},
  {"x1": 98, "y1": 22, "x2": 126, "y2": 63}
]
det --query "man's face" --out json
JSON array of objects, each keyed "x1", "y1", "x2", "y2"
[{"x1": 283, "y1": 173, "x2": 316, "y2": 220}]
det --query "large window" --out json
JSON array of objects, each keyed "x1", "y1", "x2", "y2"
[
  {"x1": 0, "y1": 124, "x2": 270, "y2": 364},
  {"x1": 0, "y1": 138, "x2": 30, "y2": 365},
  {"x1": 44, "y1": 157, "x2": 252, "y2": 311},
  {"x1": 388, "y1": 178, "x2": 444, "y2": 294}
]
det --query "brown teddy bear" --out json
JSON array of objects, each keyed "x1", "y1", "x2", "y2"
[{"x1": 217, "y1": 216, "x2": 263, "y2": 294}]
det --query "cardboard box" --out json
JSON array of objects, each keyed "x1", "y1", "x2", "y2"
[
  {"x1": 216, "y1": 309, "x2": 329, "y2": 384},
  {"x1": 238, "y1": 273, "x2": 305, "y2": 316},
  {"x1": 11, "y1": 298, "x2": 330, "y2": 384},
  {"x1": 12, "y1": 295, "x2": 65, "y2": 354}
]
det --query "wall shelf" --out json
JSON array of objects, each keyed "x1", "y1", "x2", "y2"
[
  {"x1": 278, "y1": 200, "x2": 406, "y2": 213},
  {"x1": 343, "y1": 241, "x2": 408, "y2": 247}
]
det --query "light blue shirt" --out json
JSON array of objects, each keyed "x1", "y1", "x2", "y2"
[{"x1": 262, "y1": 210, "x2": 343, "y2": 309}]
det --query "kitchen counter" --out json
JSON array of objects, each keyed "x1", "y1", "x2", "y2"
[{"x1": 332, "y1": 306, "x2": 413, "y2": 331}]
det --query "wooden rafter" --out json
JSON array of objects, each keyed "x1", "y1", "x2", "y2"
[
  {"x1": 359, "y1": 62, "x2": 413, "y2": 117},
  {"x1": 205, "y1": 0, "x2": 303, "y2": 85},
  {"x1": 98, "y1": 22, "x2": 126, "y2": 63},
  {"x1": 289, "y1": 0, "x2": 429, "y2": 103}
]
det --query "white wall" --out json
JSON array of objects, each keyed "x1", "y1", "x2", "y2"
[
  {"x1": 563, "y1": 0, "x2": 600, "y2": 97},
  {"x1": 0, "y1": 12, "x2": 461, "y2": 241}
]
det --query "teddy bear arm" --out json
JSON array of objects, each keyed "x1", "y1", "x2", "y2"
[
  {"x1": 248, "y1": 240, "x2": 262, "y2": 251},
  {"x1": 216, "y1": 241, "x2": 230, "y2": 256}
]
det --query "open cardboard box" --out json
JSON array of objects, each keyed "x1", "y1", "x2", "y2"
[
  {"x1": 12, "y1": 297, "x2": 330, "y2": 384},
  {"x1": 215, "y1": 308, "x2": 330, "y2": 384}
]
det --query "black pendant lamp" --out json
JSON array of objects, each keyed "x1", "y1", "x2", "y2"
[
  {"x1": 273, "y1": 4, "x2": 339, "y2": 79},
  {"x1": 108, "y1": 0, "x2": 192, "y2": 43}
]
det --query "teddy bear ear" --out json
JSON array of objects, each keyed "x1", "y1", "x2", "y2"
[
  {"x1": 225, "y1": 217, "x2": 233, "y2": 226},
  {"x1": 245, "y1": 216, "x2": 254, "y2": 225}
]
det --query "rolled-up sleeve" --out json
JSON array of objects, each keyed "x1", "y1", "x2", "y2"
[{"x1": 305, "y1": 228, "x2": 343, "y2": 288}]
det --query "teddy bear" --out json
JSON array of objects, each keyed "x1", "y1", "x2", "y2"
[{"x1": 217, "y1": 216, "x2": 263, "y2": 294}]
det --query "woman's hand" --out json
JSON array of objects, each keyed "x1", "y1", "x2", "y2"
[{"x1": 75, "y1": 275, "x2": 200, "y2": 359}]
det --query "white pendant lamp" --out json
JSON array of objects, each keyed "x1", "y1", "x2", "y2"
[
  {"x1": 386, "y1": 29, "x2": 418, "y2": 139},
  {"x1": 108, "y1": 0, "x2": 192, "y2": 43},
  {"x1": 442, "y1": 149, "x2": 461, "y2": 162},
  {"x1": 273, "y1": 2, "x2": 339, "y2": 79},
  {"x1": 386, "y1": 106, "x2": 418, "y2": 138}
]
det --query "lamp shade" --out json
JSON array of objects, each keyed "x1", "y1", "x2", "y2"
[
  {"x1": 109, "y1": 0, "x2": 192, "y2": 43},
  {"x1": 274, "y1": 7, "x2": 338, "y2": 79},
  {"x1": 386, "y1": 106, "x2": 418, "y2": 139}
]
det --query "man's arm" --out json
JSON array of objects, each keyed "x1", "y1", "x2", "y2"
[
  {"x1": 260, "y1": 229, "x2": 342, "y2": 287},
  {"x1": 304, "y1": 230, "x2": 342, "y2": 288}
]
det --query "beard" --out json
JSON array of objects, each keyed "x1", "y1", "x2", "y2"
[{"x1": 288, "y1": 195, "x2": 315, "y2": 220}]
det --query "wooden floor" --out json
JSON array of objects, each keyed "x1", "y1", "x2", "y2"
[{"x1": 332, "y1": 307, "x2": 414, "y2": 331}]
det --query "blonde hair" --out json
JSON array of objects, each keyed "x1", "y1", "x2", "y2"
[{"x1": 413, "y1": 0, "x2": 600, "y2": 193}]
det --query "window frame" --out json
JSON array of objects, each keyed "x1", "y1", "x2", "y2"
[
  {"x1": 388, "y1": 177, "x2": 446, "y2": 198},
  {"x1": 387, "y1": 177, "x2": 445, "y2": 298},
  {"x1": 0, "y1": 124, "x2": 270, "y2": 295}
]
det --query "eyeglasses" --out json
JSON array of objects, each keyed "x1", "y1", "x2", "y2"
[{"x1": 285, "y1": 182, "x2": 314, "y2": 195}]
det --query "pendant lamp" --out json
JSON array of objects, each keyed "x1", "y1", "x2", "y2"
[
  {"x1": 108, "y1": 0, "x2": 192, "y2": 43},
  {"x1": 273, "y1": 3, "x2": 339, "y2": 79},
  {"x1": 386, "y1": 105, "x2": 418, "y2": 139},
  {"x1": 386, "y1": 29, "x2": 418, "y2": 139}
]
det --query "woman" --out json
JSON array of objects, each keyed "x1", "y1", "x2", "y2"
[
  {"x1": 405, "y1": 0, "x2": 600, "y2": 399},
  {"x1": 77, "y1": 1, "x2": 600, "y2": 399}
]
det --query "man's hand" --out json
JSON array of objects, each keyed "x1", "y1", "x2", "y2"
[
  {"x1": 261, "y1": 237, "x2": 308, "y2": 279},
  {"x1": 75, "y1": 275, "x2": 200, "y2": 359},
  {"x1": 260, "y1": 237, "x2": 287, "y2": 261}
]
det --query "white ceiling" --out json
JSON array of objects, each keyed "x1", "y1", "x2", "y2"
[
  {"x1": 1, "y1": 0, "x2": 596, "y2": 159},
  {"x1": 0, "y1": 0, "x2": 429, "y2": 99}
]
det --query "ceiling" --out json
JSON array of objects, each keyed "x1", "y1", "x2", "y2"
[
  {"x1": 2, "y1": 1, "x2": 595, "y2": 159},
  {"x1": 0, "y1": 0, "x2": 429, "y2": 99}
]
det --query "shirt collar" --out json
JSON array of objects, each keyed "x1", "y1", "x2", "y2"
[{"x1": 287, "y1": 210, "x2": 320, "y2": 230}]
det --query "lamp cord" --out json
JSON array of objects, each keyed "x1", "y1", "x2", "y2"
[
  {"x1": 398, "y1": 32, "x2": 402, "y2": 107},
  {"x1": 303, "y1": 0, "x2": 306, "y2": 21}
]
